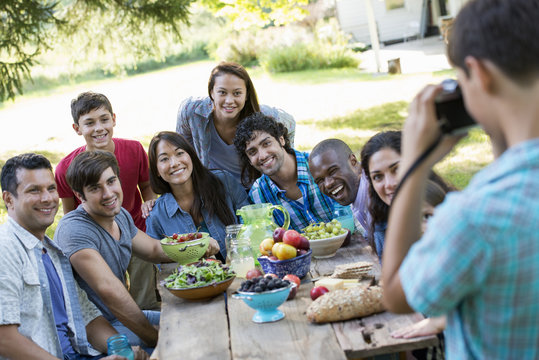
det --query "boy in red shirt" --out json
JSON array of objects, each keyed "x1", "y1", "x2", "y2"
[{"x1": 55, "y1": 91, "x2": 159, "y2": 310}]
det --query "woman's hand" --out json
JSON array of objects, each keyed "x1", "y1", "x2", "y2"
[
  {"x1": 204, "y1": 238, "x2": 221, "y2": 257},
  {"x1": 391, "y1": 315, "x2": 446, "y2": 339},
  {"x1": 141, "y1": 199, "x2": 156, "y2": 219}
]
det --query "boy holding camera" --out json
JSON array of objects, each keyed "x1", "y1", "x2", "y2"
[{"x1": 382, "y1": 0, "x2": 539, "y2": 358}]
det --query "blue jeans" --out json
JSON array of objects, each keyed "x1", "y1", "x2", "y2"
[{"x1": 110, "y1": 310, "x2": 160, "y2": 354}]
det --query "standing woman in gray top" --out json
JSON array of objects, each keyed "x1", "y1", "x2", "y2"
[{"x1": 176, "y1": 61, "x2": 295, "y2": 187}]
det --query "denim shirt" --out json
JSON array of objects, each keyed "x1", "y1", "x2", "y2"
[
  {"x1": 176, "y1": 96, "x2": 296, "y2": 168},
  {"x1": 145, "y1": 170, "x2": 249, "y2": 259},
  {"x1": 0, "y1": 217, "x2": 102, "y2": 359},
  {"x1": 373, "y1": 221, "x2": 387, "y2": 264}
]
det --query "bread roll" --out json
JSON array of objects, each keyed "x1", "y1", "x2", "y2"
[{"x1": 306, "y1": 286, "x2": 385, "y2": 323}]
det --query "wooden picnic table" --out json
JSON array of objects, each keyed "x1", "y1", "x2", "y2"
[{"x1": 153, "y1": 234, "x2": 438, "y2": 360}]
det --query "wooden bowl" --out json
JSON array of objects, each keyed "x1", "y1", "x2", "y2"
[{"x1": 164, "y1": 276, "x2": 236, "y2": 301}]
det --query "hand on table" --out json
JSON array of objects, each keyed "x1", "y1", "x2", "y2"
[
  {"x1": 204, "y1": 238, "x2": 221, "y2": 257},
  {"x1": 391, "y1": 315, "x2": 446, "y2": 339},
  {"x1": 132, "y1": 345, "x2": 150, "y2": 360},
  {"x1": 141, "y1": 199, "x2": 156, "y2": 219}
]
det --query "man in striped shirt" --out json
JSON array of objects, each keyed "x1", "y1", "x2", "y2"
[{"x1": 234, "y1": 113, "x2": 335, "y2": 231}]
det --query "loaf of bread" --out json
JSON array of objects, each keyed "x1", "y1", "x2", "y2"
[{"x1": 306, "y1": 286, "x2": 385, "y2": 323}]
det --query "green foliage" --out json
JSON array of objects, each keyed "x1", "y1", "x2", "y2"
[
  {"x1": 261, "y1": 43, "x2": 359, "y2": 72},
  {"x1": 0, "y1": 1, "x2": 63, "y2": 100},
  {"x1": 1, "y1": 0, "x2": 194, "y2": 102},
  {"x1": 200, "y1": 0, "x2": 309, "y2": 29}
]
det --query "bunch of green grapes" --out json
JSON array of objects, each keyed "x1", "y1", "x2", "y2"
[{"x1": 302, "y1": 219, "x2": 347, "y2": 240}]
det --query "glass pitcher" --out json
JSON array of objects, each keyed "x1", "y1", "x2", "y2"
[{"x1": 236, "y1": 203, "x2": 290, "y2": 259}]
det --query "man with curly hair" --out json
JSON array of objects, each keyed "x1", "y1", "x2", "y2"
[{"x1": 233, "y1": 112, "x2": 335, "y2": 231}]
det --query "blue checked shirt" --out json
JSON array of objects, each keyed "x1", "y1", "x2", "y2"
[
  {"x1": 249, "y1": 150, "x2": 335, "y2": 231},
  {"x1": 399, "y1": 138, "x2": 539, "y2": 359},
  {"x1": 0, "y1": 217, "x2": 102, "y2": 359}
]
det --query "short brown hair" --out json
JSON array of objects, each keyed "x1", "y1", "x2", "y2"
[
  {"x1": 71, "y1": 91, "x2": 114, "y2": 125},
  {"x1": 66, "y1": 150, "x2": 120, "y2": 200}
]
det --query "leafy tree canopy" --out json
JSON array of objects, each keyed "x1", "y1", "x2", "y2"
[
  {"x1": 1, "y1": 0, "x2": 193, "y2": 101},
  {"x1": 199, "y1": 0, "x2": 308, "y2": 29},
  {"x1": 1, "y1": 0, "x2": 309, "y2": 101}
]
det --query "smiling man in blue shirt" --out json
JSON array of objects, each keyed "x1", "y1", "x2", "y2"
[
  {"x1": 382, "y1": 0, "x2": 539, "y2": 359},
  {"x1": 0, "y1": 153, "x2": 145, "y2": 360},
  {"x1": 234, "y1": 113, "x2": 335, "y2": 231}
]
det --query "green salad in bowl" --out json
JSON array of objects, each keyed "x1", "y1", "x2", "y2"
[{"x1": 162, "y1": 260, "x2": 236, "y2": 300}]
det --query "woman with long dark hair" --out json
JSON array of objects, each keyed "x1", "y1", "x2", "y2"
[
  {"x1": 176, "y1": 61, "x2": 295, "y2": 186},
  {"x1": 145, "y1": 131, "x2": 249, "y2": 261},
  {"x1": 361, "y1": 131, "x2": 452, "y2": 262}
]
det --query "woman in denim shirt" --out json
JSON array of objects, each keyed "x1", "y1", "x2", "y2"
[
  {"x1": 145, "y1": 131, "x2": 249, "y2": 261},
  {"x1": 360, "y1": 131, "x2": 452, "y2": 263},
  {"x1": 176, "y1": 61, "x2": 295, "y2": 187}
]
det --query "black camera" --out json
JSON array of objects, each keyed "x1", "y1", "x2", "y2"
[{"x1": 435, "y1": 79, "x2": 476, "y2": 134}]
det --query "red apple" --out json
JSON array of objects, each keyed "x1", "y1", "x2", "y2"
[
  {"x1": 298, "y1": 235, "x2": 310, "y2": 250},
  {"x1": 283, "y1": 229, "x2": 301, "y2": 248},
  {"x1": 310, "y1": 286, "x2": 329, "y2": 300},
  {"x1": 268, "y1": 255, "x2": 279, "y2": 261},
  {"x1": 273, "y1": 227, "x2": 286, "y2": 242},
  {"x1": 245, "y1": 268, "x2": 263, "y2": 280},
  {"x1": 283, "y1": 274, "x2": 301, "y2": 289},
  {"x1": 286, "y1": 284, "x2": 297, "y2": 300},
  {"x1": 297, "y1": 249, "x2": 308, "y2": 256}
]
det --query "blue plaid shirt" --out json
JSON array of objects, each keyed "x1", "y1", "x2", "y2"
[
  {"x1": 249, "y1": 150, "x2": 335, "y2": 231},
  {"x1": 400, "y1": 138, "x2": 539, "y2": 359}
]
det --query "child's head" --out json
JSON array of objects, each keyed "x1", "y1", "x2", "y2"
[
  {"x1": 71, "y1": 92, "x2": 116, "y2": 151},
  {"x1": 71, "y1": 92, "x2": 114, "y2": 125},
  {"x1": 421, "y1": 180, "x2": 447, "y2": 234}
]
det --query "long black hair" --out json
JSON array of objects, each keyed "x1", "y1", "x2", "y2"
[
  {"x1": 360, "y1": 131, "x2": 401, "y2": 249},
  {"x1": 360, "y1": 131, "x2": 454, "y2": 252},
  {"x1": 148, "y1": 131, "x2": 236, "y2": 226}
]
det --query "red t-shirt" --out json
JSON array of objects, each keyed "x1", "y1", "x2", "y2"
[{"x1": 55, "y1": 138, "x2": 149, "y2": 231}]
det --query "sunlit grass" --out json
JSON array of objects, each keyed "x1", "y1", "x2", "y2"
[{"x1": 298, "y1": 103, "x2": 491, "y2": 189}]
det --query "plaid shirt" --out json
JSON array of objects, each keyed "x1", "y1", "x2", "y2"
[
  {"x1": 400, "y1": 138, "x2": 539, "y2": 359},
  {"x1": 249, "y1": 150, "x2": 335, "y2": 231}
]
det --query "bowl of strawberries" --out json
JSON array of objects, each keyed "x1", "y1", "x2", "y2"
[{"x1": 160, "y1": 232, "x2": 210, "y2": 264}]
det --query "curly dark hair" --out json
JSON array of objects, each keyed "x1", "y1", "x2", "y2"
[
  {"x1": 148, "y1": 131, "x2": 235, "y2": 226},
  {"x1": 233, "y1": 112, "x2": 293, "y2": 186}
]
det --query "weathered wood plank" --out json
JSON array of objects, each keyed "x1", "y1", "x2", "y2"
[
  {"x1": 228, "y1": 278, "x2": 346, "y2": 360},
  {"x1": 310, "y1": 235, "x2": 381, "y2": 280},
  {"x1": 156, "y1": 265, "x2": 231, "y2": 360},
  {"x1": 308, "y1": 235, "x2": 438, "y2": 358},
  {"x1": 333, "y1": 312, "x2": 438, "y2": 358}
]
